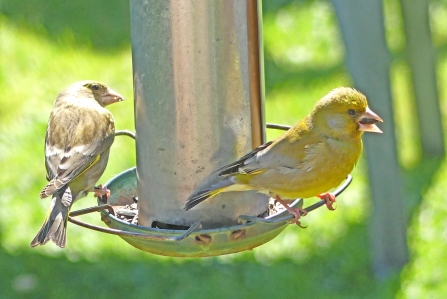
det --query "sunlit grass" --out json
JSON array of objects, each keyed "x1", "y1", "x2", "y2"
[
  {"x1": 1, "y1": 0, "x2": 447, "y2": 298},
  {"x1": 0, "y1": 18, "x2": 136, "y2": 258},
  {"x1": 397, "y1": 161, "x2": 447, "y2": 299},
  {"x1": 263, "y1": 1, "x2": 343, "y2": 70}
]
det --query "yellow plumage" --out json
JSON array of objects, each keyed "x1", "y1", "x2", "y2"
[{"x1": 185, "y1": 87, "x2": 383, "y2": 223}]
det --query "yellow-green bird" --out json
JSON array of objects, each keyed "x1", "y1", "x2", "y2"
[
  {"x1": 184, "y1": 87, "x2": 382, "y2": 226},
  {"x1": 30, "y1": 81, "x2": 124, "y2": 248}
]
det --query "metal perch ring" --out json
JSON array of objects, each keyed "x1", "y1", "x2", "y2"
[{"x1": 66, "y1": 123, "x2": 354, "y2": 256}]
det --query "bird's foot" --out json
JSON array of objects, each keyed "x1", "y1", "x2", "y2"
[
  {"x1": 287, "y1": 207, "x2": 308, "y2": 228},
  {"x1": 275, "y1": 196, "x2": 308, "y2": 228},
  {"x1": 317, "y1": 192, "x2": 336, "y2": 210},
  {"x1": 93, "y1": 184, "x2": 110, "y2": 198}
]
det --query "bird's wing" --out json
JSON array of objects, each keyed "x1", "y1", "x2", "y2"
[
  {"x1": 243, "y1": 136, "x2": 309, "y2": 173},
  {"x1": 217, "y1": 121, "x2": 323, "y2": 177},
  {"x1": 217, "y1": 141, "x2": 274, "y2": 176},
  {"x1": 40, "y1": 107, "x2": 115, "y2": 198}
]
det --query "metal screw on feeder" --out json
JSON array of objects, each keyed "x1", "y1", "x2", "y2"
[{"x1": 66, "y1": 0, "x2": 354, "y2": 257}]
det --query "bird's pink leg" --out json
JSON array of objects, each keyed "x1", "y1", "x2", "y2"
[
  {"x1": 275, "y1": 196, "x2": 307, "y2": 228},
  {"x1": 317, "y1": 192, "x2": 336, "y2": 210},
  {"x1": 92, "y1": 184, "x2": 111, "y2": 198}
]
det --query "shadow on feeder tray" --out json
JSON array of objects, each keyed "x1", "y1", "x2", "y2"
[{"x1": 68, "y1": 169, "x2": 353, "y2": 257}]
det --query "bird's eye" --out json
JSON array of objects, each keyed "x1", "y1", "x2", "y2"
[
  {"x1": 348, "y1": 109, "x2": 356, "y2": 115},
  {"x1": 90, "y1": 84, "x2": 100, "y2": 91}
]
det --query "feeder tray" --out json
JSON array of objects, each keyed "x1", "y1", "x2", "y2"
[
  {"x1": 68, "y1": 169, "x2": 352, "y2": 257},
  {"x1": 66, "y1": 126, "x2": 353, "y2": 257}
]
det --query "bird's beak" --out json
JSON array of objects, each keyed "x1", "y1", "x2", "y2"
[
  {"x1": 358, "y1": 107, "x2": 383, "y2": 133},
  {"x1": 102, "y1": 87, "x2": 125, "y2": 106}
]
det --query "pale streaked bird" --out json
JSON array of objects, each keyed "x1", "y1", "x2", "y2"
[{"x1": 31, "y1": 80, "x2": 124, "y2": 248}]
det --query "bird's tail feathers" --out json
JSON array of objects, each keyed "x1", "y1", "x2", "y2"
[
  {"x1": 31, "y1": 188, "x2": 71, "y2": 248},
  {"x1": 184, "y1": 179, "x2": 235, "y2": 211},
  {"x1": 40, "y1": 177, "x2": 69, "y2": 199}
]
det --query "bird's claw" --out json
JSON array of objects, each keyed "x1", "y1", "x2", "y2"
[
  {"x1": 288, "y1": 208, "x2": 308, "y2": 228},
  {"x1": 93, "y1": 184, "x2": 110, "y2": 198},
  {"x1": 318, "y1": 193, "x2": 336, "y2": 211},
  {"x1": 274, "y1": 195, "x2": 308, "y2": 228}
]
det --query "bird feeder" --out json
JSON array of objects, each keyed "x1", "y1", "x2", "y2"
[{"x1": 67, "y1": 0, "x2": 353, "y2": 257}]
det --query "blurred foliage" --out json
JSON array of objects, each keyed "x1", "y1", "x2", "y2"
[
  {"x1": 0, "y1": 0, "x2": 447, "y2": 298},
  {"x1": 0, "y1": 0, "x2": 130, "y2": 51}
]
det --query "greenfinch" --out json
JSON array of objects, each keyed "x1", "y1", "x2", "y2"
[
  {"x1": 30, "y1": 81, "x2": 124, "y2": 248},
  {"x1": 184, "y1": 87, "x2": 382, "y2": 226}
]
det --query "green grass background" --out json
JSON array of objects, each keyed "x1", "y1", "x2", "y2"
[{"x1": 1, "y1": 0, "x2": 447, "y2": 298}]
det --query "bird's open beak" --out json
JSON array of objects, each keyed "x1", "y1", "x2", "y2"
[
  {"x1": 102, "y1": 87, "x2": 125, "y2": 106},
  {"x1": 358, "y1": 107, "x2": 383, "y2": 133}
]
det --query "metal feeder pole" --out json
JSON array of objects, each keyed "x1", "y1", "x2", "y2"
[
  {"x1": 132, "y1": 0, "x2": 267, "y2": 228},
  {"x1": 67, "y1": 0, "x2": 355, "y2": 256}
]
